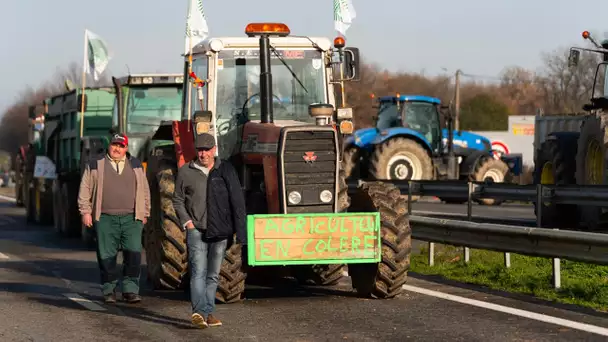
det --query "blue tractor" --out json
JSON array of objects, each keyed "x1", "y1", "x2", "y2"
[{"x1": 343, "y1": 94, "x2": 523, "y2": 205}]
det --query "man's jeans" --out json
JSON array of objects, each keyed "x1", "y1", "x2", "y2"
[{"x1": 186, "y1": 228, "x2": 227, "y2": 317}]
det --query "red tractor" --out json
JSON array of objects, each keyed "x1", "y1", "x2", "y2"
[{"x1": 143, "y1": 23, "x2": 412, "y2": 303}]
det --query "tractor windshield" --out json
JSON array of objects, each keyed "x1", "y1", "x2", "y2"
[
  {"x1": 215, "y1": 49, "x2": 325, "y2": 125},
  {"x1": 125, "y1": 86, "x2": 183, "y2": 134},
  {"x1": 403, "y1": 101, "x2": 441, "y2": 150},
  {"x1": 376, "y1": 101, "x2": 401, "y2": 130}
]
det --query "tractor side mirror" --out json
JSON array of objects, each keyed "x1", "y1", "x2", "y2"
[
  {"x1": 343, "y1": 47, "x2": 360, "y2": 81},
  {"x1": 568, "y1": 49, "x2": 580, "y2": 67}
]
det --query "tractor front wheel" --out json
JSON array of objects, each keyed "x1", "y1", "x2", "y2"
[
  {"x1": 369, "y1": 138, "x2": 433, "y2": 201},
  {"x1": 469, "y1": 157, "x2": 510, "y2": 206},
  {"x1": 348, "y1": 181, "x2": 411, "y2": 299}
]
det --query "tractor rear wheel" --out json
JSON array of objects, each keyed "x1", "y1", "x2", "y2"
[
  {"x1": 469, "y1": 157, "x2": 510, "y2": 206},
  {"x1": 575, "y1": 114, "x2": 608, "y2": 230},
  {"x1": 291, "y1": 168, "x2": 350, "y2": 286},
  {"x1": 348, "y1": 181, "x2": 411, "y2": 299},
  {"x1": 342, "y1": 146, "x2": 361, "y2": 180},
  {"x1": 533, "y1": 133, "x2": 579, "y2": 228},
  {"x1": 145, "y1": 159, "x2": 247, "y2": 303},
  {"x1": 369, "y1": 137, "x2": 433, "y2": 201},
  {"x1": 145, "y1": 161, "x2": 189, "y2": 290}
]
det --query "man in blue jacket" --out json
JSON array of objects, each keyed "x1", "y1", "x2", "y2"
[{"x1": 172, "y1": 132, "x2": 246, "y2": 329}]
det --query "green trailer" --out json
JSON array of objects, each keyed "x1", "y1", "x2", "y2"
[
  {"x1": 22, "y1": 104, "x2": 52, "y2": 223},
  {"x1": 39, "y1": 87, "x2": 116, "y2": 243}
]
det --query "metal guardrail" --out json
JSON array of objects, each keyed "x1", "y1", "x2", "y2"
[
  {"x1": 347, "y1": 179, "x2": 608, "y2": 288},
  {"x1": 409, "y1": 215, "x2": 608, "y2": 265},
  {"x1": 347, "y1": 179, "x2": 608, "y2": 206}
]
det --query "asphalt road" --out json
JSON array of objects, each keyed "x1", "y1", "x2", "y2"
[
  {"x1": 1, "y1": 197, "x2": 608, "y2": 341},
  {"x1": 411, "y1": 200, "x2": 536, "y2": 225}
]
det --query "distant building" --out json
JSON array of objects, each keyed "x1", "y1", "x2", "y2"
[{"x1": 474, "y1": 115, "x2": 535, "y2": 167}]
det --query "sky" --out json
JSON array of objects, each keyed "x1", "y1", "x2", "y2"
[{"x1": 1, "y1": 0, "x2": 607, "y2": 114}]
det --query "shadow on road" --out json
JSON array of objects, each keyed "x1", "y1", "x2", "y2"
[
  {"x1": 0, "y1": 257, "x2": 359, "y2": 305},
  {"x1": 408, "y1": 272, "x2": 608, "y2": 320}
]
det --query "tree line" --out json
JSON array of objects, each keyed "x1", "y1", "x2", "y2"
[{"x1": 0, "y1": 44, "x2": 604, "y2": 160}]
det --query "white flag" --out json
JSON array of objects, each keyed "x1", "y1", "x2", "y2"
[
  {"x1": 84, "y1": 29, "x2": 111, "y2": 81},
  {"x1": 185, "y1": 0, "x2": 209, "y2": 54},
  {"x1": 334, "y1": 0, "x2": 357, "y2": 36}
]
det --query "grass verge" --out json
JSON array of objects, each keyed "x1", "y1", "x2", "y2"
[{"x1": 410, "y1": 244, "x2": 608, "y2": 312}]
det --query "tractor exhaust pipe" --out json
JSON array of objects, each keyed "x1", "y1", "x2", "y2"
[
  {"x1": 111, "y1": 76, "x2": 124, "y2": 134},
  {"x1": 259, "y1": 35, "x2": 273, "y2": 124}
]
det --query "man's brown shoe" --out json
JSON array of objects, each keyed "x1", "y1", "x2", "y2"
[
  {"x1": 122, "y1": 293, "x2": 141, "y2": 303},
  {"x1": 104, "y1": 293, "x2": 117, "y2": 304},
  {"x1": 207, "y1": 314, "x2": 222, "y2": 327},
  {"x1": 192, "y1": 313, "x2": 208, "y2": 329}
]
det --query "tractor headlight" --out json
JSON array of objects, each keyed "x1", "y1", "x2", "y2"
[
  {"x1": 319, "y1": 190, "x2": 333, "y2": 203},
  {"x1": 288, "y1": 191, "x2": 302, "y2": 205}
]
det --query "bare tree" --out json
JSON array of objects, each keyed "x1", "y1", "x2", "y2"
[{"x1": 535, "y1": 48, "x2": 601, "y2": 114}]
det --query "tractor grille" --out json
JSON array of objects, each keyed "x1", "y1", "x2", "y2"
[{"x1": 281, "y1": 130, "x2": 337, "y2": 214}]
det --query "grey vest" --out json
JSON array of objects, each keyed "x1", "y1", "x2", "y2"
[{"x1": 101, "y1": 159, "x2": 136, "y2": 215}]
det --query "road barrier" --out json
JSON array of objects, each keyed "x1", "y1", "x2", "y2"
[
  {"x1": 409, "y1": 215, "x2": 608, "y2": 265},
  {"x1": 347, "y1": 179, "x2": 608, "y2": 289}
]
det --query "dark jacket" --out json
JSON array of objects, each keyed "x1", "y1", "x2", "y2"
[{"x1": 172, "y1": 157, "x2": 247, "y2": 244}]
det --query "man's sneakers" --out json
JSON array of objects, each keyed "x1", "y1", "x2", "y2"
[
  {"x1": 191, "y1": 313, "x2": 222, "y2": 329},
  {"x1": 207, "y1": 314, "x2": 222, "y2": 327},
  {"x1": 192, "y1": 313, "x2": 209, "y2": 329}
]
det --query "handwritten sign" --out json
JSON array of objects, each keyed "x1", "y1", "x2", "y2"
[{"x1": 246, "y1": 212, "x2": 381, "y2": 266}]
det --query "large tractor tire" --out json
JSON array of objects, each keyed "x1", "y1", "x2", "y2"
[
  {"x1": 347, "y1": 181, "x2": 411, "y2": 299},
  {"x1": 291, "y1": 168, "x2": 350, "y2": 286},
  {"x1": 342, "y1": 145, "x2": 361, "y2": 180},
  {"x1": 533, "y1": 133, "x2": 579, "y2": 228},
  {"x1": 369, "y1": 137, "x2": 433, "y2": 202},
  {"x1": 145, "y1": 160, "x2": 247, "y2": 303},
  {"x1": 469, "y1": 156, "x2": 510, "y2": 206},
  {"x1": 575, "y1": 113, "x2": 608, "y2": 231},
  {"x1": 145, "y1": 161, "x2": 188, "y2": 290}
]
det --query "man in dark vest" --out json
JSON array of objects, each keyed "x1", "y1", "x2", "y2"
[{"x1": 77, "y1": 133, "x2": 151, "y2": 304}]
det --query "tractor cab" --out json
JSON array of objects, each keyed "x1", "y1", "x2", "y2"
[
  {"x1": 374, "y1": 95, "x2": 443, "y2": 154},
  {"x1": 182, "y1": 23, "x2": 359, "y2": 159},
  {"x1": 110, "y1": 73, "x2": 184, "y2": 159}
]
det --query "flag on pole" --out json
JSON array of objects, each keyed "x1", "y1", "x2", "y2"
[
  {"x1": 84, "y1": 29, "x2": 111, "y2": 81},
  {"x1": 185, "y1": 0, "x2": 209, "y2": 54},
  {"x1": 333, "y1": 0, "x2": 357, "y2": 36}
]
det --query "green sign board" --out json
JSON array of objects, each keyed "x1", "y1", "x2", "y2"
[{"x1": 246, "y1": 212, "x2": 381, "y2": 266}]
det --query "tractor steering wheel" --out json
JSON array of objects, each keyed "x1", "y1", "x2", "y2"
[{"x1": 241, "y1": 93, "x2": 288, "y2": 119}]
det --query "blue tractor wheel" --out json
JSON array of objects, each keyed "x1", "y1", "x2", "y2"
[{"x1": 369, "y1": 137, "x2": 433, "y2": 200}]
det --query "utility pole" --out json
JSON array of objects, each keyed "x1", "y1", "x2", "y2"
[{"x1": 454, "y1": 69, "x2": 461, "y2": 131}]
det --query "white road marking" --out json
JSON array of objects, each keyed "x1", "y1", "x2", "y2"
[
  {"x1": 0, "y1": 195, "x2": 16, "y2": 203},
  {"x1": 402, "y1": 284, "x2": 608, "y2": 337},
  {"x1": 0, "y1": 252, "x2": 9, "y2": 259},
  {"x1": 63, "y1": 293, "x2": 106, "y2": 311}
]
